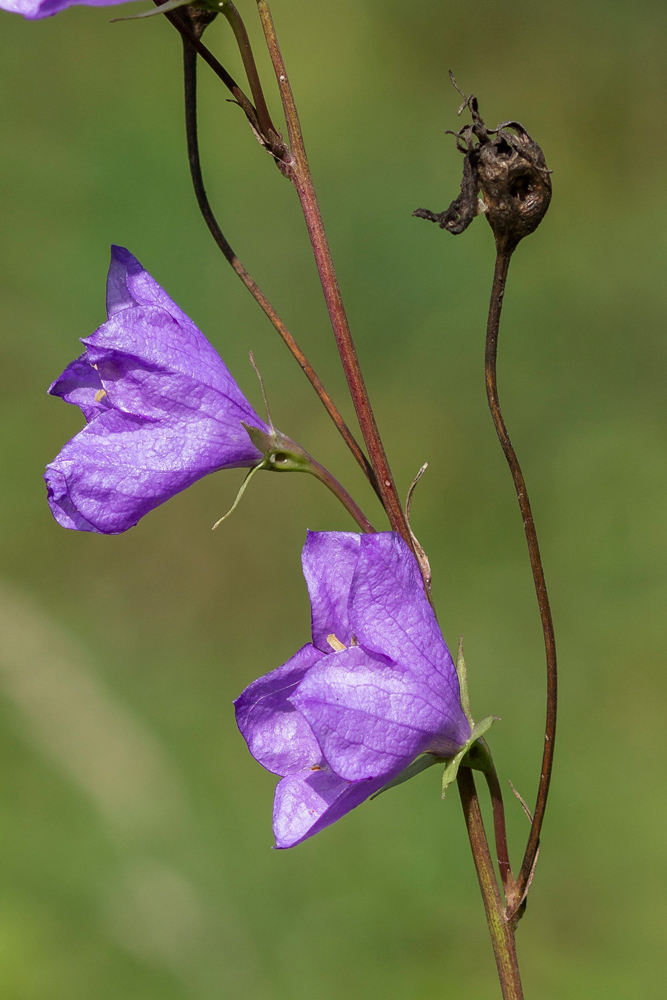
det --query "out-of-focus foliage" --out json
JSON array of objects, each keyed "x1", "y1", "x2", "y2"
[{"x1": 0, "y1": 1, "x2": 666, "y2": 996}]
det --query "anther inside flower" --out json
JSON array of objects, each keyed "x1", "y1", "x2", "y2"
[
  {"x1": 235, "y1": 531, "x2": 471, "y2": 848},
  {"x1": 45, "y1": 246, "x2": 270, "y2": 533}
]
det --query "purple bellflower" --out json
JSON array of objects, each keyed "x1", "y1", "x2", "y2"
[
  {"x1": 0, "y1": 0, "x2": 129, "y2": 18},
  {"x1": 235, "y1": 531, "x2": 471, "y2": 848},
  {"x1": 46, "y1": 246, "x2": 270, "y2": 533}
]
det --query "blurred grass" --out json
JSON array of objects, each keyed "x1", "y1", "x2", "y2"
[{"x1": 1, "y1": 0, "x2": 666, "y2": 996}]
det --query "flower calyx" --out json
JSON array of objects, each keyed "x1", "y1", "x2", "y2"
[
  {"x1": 441, "y1": 636, "x2": 499, "y2": 797},
  {"x1": 212, "y1": 424, "x2": 317, "y2": 529},
  {"x1": 242, "y1": 423, "x2": 315, "y2": 475}
]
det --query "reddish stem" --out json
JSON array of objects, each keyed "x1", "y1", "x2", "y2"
[
  {"x1": 484, "y1": 246, "x2": 557, "y2": 913},
  {"x1": 255, "y1": 1, "x2": 417, "y2": 558},
  {"x1": 177, "y1": 14, "x2": 379, "y2": 494}
]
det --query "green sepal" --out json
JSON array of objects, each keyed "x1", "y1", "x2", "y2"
[
  {"x1": 242, "y1": 423, "x2": 313, "y2": 474},
  {"x1": 441, "y1": 715, "x2": 499, "y2": 798},
  {"x1": 211, "y1": 463, "x2": 263, "y2": 530},
  {"x1": 370, "y1": 753, "x2": 446, "y2": 801},
  {"x1": 110, "y1": 0, "x2": 193, "y2": 22},
  {"x1": 455, "y1": 636, "x2": 474, "y2": 727},
  {"x1": 462, "y1": 736, "x2": 495, "y2": 775}
]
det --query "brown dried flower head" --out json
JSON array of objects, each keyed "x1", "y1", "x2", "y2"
[{"x1": 414, "y1": 75, "x2": 552, "y2": 253}]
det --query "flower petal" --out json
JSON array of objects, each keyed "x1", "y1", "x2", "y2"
[
  {"x1": 48, "y1": 354, "x2": 110, "y2": 422},
  {"x1": 107, "y1": 246, "x2": 196, "y2": 326},
  {"x1": 44, "y1": 401, "x2": 260, "y2": 534},
  {"x1": 273, "y1": 766, "x2": 387, "y2": 849},
  {"x1": 235, "y1": 644, "x2": 324, "y2": 776},
  {"x1": 301, "y1": 531, "x2": 360, "y2": 652},
  {"x1": 291, "y1": 645, "x2": 466, "y2": 781},
  {"x1": 91, "y1": 249, "x2": 269, "y2": 428},
  {"x1": 45, "y1": 465, "x2": 99, "y2": 532},
  {"x1": 351, "y1": 534, "x2": 466, "y2": 721},
  {"x1": 83, "y1": 311, "x2": 266, "y2": 434}
]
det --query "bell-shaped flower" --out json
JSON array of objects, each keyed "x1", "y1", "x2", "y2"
[
  {"x1": 235, "y1": 531, "x2": 471, "y2": 848},
  {"x1": 0, "y1": 0, "x2": 130, "y2": 19},
  {"x1": 45, "y1": 246, "x2": 270, "y2": 533}
]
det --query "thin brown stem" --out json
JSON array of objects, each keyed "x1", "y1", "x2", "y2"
[
  {"x1": 485, "y1": 246, "x2": 557, "y2": 914},
  {"x1": 477, "y1": 739, "x2": 514, "y2": 896},
  {"x1": 457, "y1": 768, "x2": 524, "y2": 999},
  {"x1": 180, "y1": 25, "x2": 379, "y2": 495},
  {"x1": 164, "y1": 7, "x2": 260, "y2": 131},
  {"x1": 255, "y1": 1, "x2": 417, "y2": 556},
  {"x1": 218, "y1": 1, "x2": 278, "y2": 142},
  {"x1": 305, "y1": 458, "x2": 375, "y2": 534}
]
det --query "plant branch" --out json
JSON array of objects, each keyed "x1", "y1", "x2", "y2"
[
  {"x1": 161, "y1": 5, "x2": 261, "y2": 132},
  {"x1": 475, "y1": 739, "x2": 514, "y2": 896},
  {"x1": 255, "y1": 1, "x2": 418, "y2": 558},
  {"x1": 305, "y1": 457, "x2": 376, "y2": 534},
  {"x1": 179, "y1": 18, "x2": 379, "y2": 495},
  {"x1": 218, "y1": 0, "x2": 278, "y2": 142},
  {"x1": 484, "y1": 245, "x2": 557, "y2": 914},
  {"x1": 457, "y1": 767, "x2": 524, "y2": 999}
]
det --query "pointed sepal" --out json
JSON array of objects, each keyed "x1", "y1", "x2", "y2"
[
  {"x1": 455, "y1": 636, "x2": 474, "y2": 727},
  {"x1": 111, "y1": 0, "x2": 192, "y2": 22},
  {"x1": 441, "y1": 714, "x2": 498, "y2": 798}
]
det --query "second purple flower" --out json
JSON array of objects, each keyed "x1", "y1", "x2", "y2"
[{"x1": 236, "y1": 531, "x2": 471, "y2": 848}]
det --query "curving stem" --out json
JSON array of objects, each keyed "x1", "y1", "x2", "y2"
[
  {"x1": 473, "y1": 738, "x2": 514, "y2": 896},
  {"x1": 484, "y1": 244, "x2": 558, "y2": 914},
  {"x1": 302, "y1": 456, "x2": 376, "y2": 534},
  {"x1": 178, "y1": 12, "x2": 379, "y2": 496},
  {"x1": 160, "y1": 4, "x2": 262, "y2": 133}
]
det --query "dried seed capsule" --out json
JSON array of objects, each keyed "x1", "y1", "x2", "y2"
[{"x1": 414, "y1": 82, "x2": 551, "y2": 254}]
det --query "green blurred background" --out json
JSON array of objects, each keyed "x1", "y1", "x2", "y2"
[{"x1": 1, "y1": 1, "x2": 666, "y2": 996}]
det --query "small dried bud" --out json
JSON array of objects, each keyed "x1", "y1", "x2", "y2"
[
  {"x1": 414, "y1": 80, "x2": 552, "y2": 254},
  {"x1": 180, "y1": 3, "x2": 218, "y2": 39}
]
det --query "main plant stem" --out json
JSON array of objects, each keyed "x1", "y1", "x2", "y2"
[
  {"x1": 485, "y1": 245, "x2": 558, "y2": 913},
  {"x1": 457, "y1": 768, "x2": 523, "y2": 999},
  {"x1": 179, "y1": 19, "x2": 378, "y2": 495},
  {"x1": 255, "y1": 0, "x2": 415, "y2": 553}
]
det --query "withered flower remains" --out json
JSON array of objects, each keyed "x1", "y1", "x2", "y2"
[{"x1": 414, "y1": 76, "x2": 552, "y2": 253}]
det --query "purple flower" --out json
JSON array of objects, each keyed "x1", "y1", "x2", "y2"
[
  {"x1": 235, "y1": 531, "x2": 471, "y2": 848},
  {"x1": 46, "y1": 246, "x2": 269, "y2": 533},
  {"x1": 0, "y1": 0, "x2": 129, "y2": 18}
]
